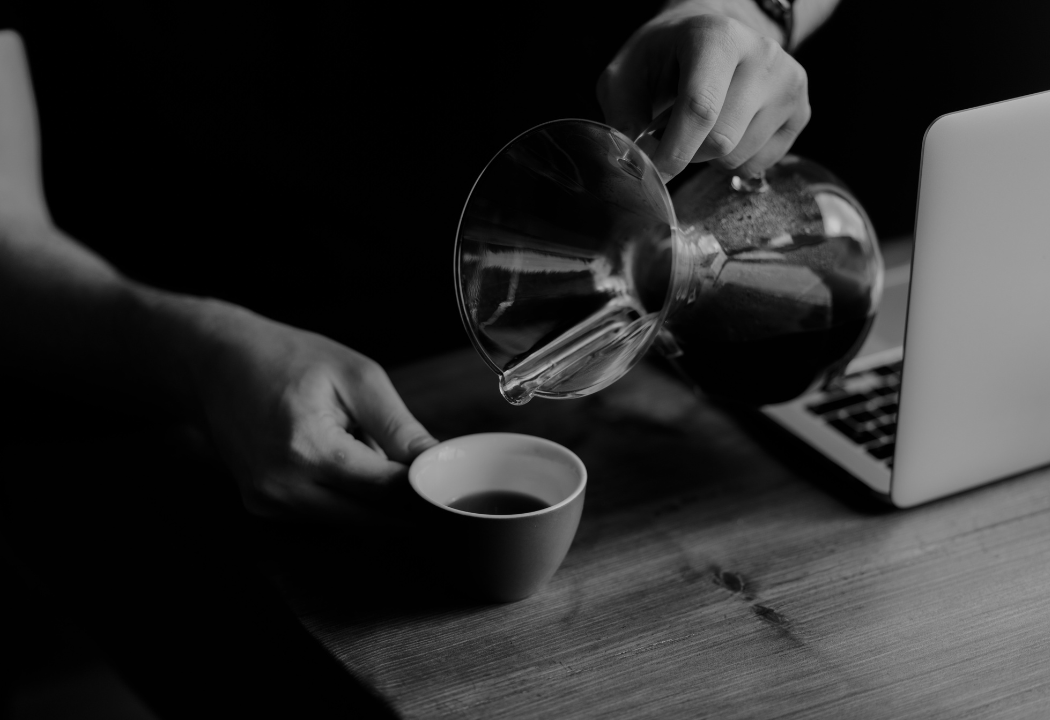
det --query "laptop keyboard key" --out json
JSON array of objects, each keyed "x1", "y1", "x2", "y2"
[
  {"x1": 867, "y1": 441, "x2": 896, "y2": 460},
  {"x1": 807, "y1": 393, "x2": 867, "y2": 415},
  {"x1": 828, "y1": 419, "x2": 878, "y2": 445},
  {"x1": 869, "y1": 423, "x2": 894, "y2": 438},
  {"x1": 803, "y1": 360, "x2": 902, "y2": 466}
]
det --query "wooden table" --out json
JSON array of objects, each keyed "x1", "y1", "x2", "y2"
[
  {"x1": 260, "y1": 338, "x2": 1050, "y2": 719},
  {"x1": 6, "y1": 242, "x2": 1047, "y2": 718}
]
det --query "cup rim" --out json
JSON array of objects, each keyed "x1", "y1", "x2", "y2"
[{"x1": 408, "y1": 432, "x2": 587, "y2": 518}]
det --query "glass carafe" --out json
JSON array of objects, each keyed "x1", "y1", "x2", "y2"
[{"x1": 455, "y1": 119, "x2": 882, "y2": 406}]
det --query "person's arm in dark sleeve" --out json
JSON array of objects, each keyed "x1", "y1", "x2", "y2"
[{"x1": 0, "y1": 30, "x2": 436, "y2": 524}]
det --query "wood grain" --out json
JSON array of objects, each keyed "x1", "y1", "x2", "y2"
[{"x1": 263, "y1": 338, "x2": 1050, "y2": 719}]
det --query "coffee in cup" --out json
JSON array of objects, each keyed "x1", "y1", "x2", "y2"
[{"x1": 409, "y1": 432, "x2": 587, "y2": 602}]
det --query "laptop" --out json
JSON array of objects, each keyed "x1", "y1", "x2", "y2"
[{"x1": 762, "y1": 89, "x2": 1050, "y2": 508}]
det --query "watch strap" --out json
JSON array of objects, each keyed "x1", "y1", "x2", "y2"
[{"x1": 753, "y1": 0, "x2": 795, "y2": 53}]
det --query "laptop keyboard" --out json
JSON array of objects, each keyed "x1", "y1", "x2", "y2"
[{"x1": 805, "y1": 361, "x2": 902, "y2": 467}]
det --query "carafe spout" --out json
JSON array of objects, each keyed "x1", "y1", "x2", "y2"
[{"x1": 499, "y1": 376, "x2": 535, "y2": 406}]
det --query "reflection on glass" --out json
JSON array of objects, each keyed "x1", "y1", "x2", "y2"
[
  {"x1": 457, "y1": 121, "x2": 674, "y2": 404},
  {"x1": 456, "y1": 120, "x2": 882, "y2": 407},
  {"x1": 664, "y1": 159, "x2": 883, "y2": 405}
]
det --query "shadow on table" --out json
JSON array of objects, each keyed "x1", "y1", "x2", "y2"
[
  {"x1": 635, "y1": 352, "x2": 894, "y2": 517},
  {"x1": 254, "y1": 519, "x2": 497, "y2": 621},
  {"x1": 719, "y1": 404, "x2": 896, "y2": 517}
]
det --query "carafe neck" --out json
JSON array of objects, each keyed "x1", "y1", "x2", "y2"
[
  {"x1": 663, "y1": 172, "x2": 767, "y2": 321},
  {"x1": 664, "y1": 223, "x2": 726, "y2": 321}
]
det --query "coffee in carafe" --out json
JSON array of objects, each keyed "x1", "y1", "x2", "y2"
[
  {"x1": 660, "y1": 160, "x2": 881, "y2": 405},
  {"x1": 455, "y1": 120, "x2": 882, "y2": 407}
]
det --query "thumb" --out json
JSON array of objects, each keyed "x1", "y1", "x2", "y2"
[{"x1": 353, "y1": 369, "x2": 438, "y2": 464}]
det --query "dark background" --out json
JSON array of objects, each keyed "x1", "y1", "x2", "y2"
[
  {"x1": 6, "y1": 2, "x2": 1050, "y2": 369},
  {"x1": 3, "y1": 5, "x2": 1050, "y2": 716}
]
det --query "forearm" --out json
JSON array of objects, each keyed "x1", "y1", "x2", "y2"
[
  {"x1": 0, "y1": 30, "x2": 254, "y2": 430},
  {"x1": 0, "y1": 212, "x2": 222, "y2": 423},
  {"x1": 663, "y1": 0, "x2": 842, "y2": 50}
]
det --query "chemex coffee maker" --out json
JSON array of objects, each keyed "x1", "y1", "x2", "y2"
[{"x1": 454, "y1": 118, "x2": 883, "y2": 407}]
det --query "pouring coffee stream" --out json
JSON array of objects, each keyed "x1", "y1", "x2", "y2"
[{"x1": 455, "y1": 112, "x2": 883, "y2": 407}]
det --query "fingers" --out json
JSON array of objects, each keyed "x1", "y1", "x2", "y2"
[
  {"x1": 609, "y1": 13, "x2": 810, "y2": 182},
  {"x1": 703, "y1": 102, "x2": 793, "y2": 171},
  {"x1": 237, "y1": 410, "x2": 415, "y2": 524},
  {"x1": 314, "y1": 418, "x2": 407, "y2": 487},
  {"x1": 258, "y1": 355, "x2": 437, "y2": 515},
  {"x1": 661, "y1": 32, "x2": 806, "y2": 177},
  {"x1": 703, "y1": 49, "x2": 809, "y2": 174},
  {"x1": 649, "y1": 24, "x2": 738, "y2": 180},
  {"x1": 349, "y1": 362, "x2": 438, "y2": 465},
  {"x1": 735, "y1": 101, "x2": 810, "y2": 178},
  {"x1": 693, "y1": 48, "x2": 789, "y2": 167}
]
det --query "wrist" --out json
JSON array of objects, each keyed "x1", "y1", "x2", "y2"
[
  {"x1": 663, "y1": 0, "x2": 788, "y2": 48},
  {"x1": 120, "y1": 283, "x2": 242, "y2": 422}
]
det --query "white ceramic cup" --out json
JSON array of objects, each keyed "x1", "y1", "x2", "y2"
[{"x1": 409, "y1": 433, "x2": 587, "y2": 602}]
